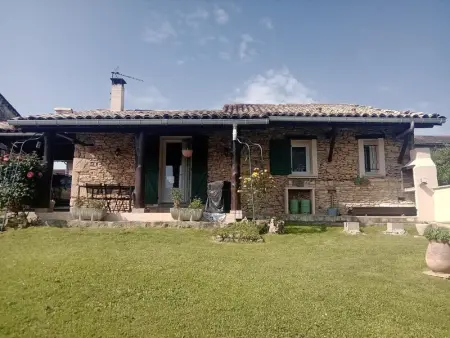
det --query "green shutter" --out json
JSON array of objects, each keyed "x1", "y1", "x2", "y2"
[
  {"x1": 270, "y1": 139, "x2": 291, "y2": 175},
  {"x1": 145, "y1": 136, "x2": 159, "y2": 204},
  {"x1": 191, "y1": 135, "x2": 208, "y2": 203}
]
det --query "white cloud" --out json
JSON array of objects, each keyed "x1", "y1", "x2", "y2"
[
  {"x1": 127, "y1": 86, "x2": 169, "y2": 109},
  {"x1": 214, "y1": 7, "x2": 229, "y2": 24},
  {"x1": 181, "y1": 8, "x2": 209, "y2": 28},
  {"x1": 142, "y1": 22, "x2": 177, "y2": 43},
  {"x1": 239, "y1": 34, "x2": 256, "y2": 61},
  {"x1": 176, "y1": 59, "x2": 186, "y2": 65},
  {"x1": 233, "y1": 68, "x2": 315, "y2": 104},
  {"x1": 219, "y1": 51, "x2": 231, "y2": 60},
  {"x1": 260, "y1": 17, "x2": 273, "y2": 30}
]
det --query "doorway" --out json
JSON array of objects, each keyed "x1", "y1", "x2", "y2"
[{"x1": 159, "y1": 138, "x2": 192, "y2": 204}]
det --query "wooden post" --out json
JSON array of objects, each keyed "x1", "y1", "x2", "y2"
[
  {"x1": 36, "y1": 132, "x2": 54, "y2": 209},
  {"x1": 231, "y1": 125, "x2": 241, "y2": 212},
  {"x1": 134, "y1": 131, "x2": 146, "y2": 210}
]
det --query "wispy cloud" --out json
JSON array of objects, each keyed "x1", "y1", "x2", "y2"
[
  {"x1": 142, "y1": 22, "x2": 177, "y2": 43},
  {"x1": 219, "y1": 51, "x2": 231, "y2": 60},
  {"x1": 239, "y1": 34, "x2": 256, "y2": 61},
  {"x1": 127, "y1": 86, "x2": 169, "y2": 109},
  {"x1": 232, "y1": 68, "x2": 315, "y2": 104},
  {"x1": 260, "y1": 17, "x2": 273, "y2": 30},
  {"x1": 198, "y1": 35, "x2": 216, "y2": 45},
  {"x1": 214, "y1": 6, "x2": 229, "y2": 24},
  {"x1": 181, "y1": 8, "x2": 209, "y2": 28}
]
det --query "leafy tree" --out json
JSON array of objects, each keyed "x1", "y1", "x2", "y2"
[{"x1": 431, "y1": 147, "x2": 450, "y2": 186}]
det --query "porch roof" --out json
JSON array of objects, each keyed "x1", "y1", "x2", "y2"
[{"x1": 6, "y1": 103, "x2": 446, "y2": 128}]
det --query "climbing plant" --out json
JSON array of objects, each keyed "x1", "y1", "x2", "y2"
[{"x1": 0, "y1": 152, "x2": 46, "y2": 214}]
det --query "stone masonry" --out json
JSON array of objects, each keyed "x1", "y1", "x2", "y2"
[
  {"x1": 70, "y1": 126, "x2": 414, "y2": 216},
  {"x1": 70, "y1": 133, "x2": 135, "y2": 207}
]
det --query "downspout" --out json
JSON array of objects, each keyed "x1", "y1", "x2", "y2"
[{"x1": 397, "y1": 120, "x2": 415, "y2": 164}]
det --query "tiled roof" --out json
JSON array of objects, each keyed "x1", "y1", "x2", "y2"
[
  {"x1": 415, "y1": 135, "x2": 450, "y2": 146},
  {"x1": 223, "y1": 104, "x2": 443, "y2": 119},
  {"x1": 0, "y1": 121, "x2": 17, "y2": 132},
  {"x1": 13, "y1": 104, "x2": 445, "y2": 121},
  {"x1": 15, "y1": 109, "x2": 225, "y2": 120}
]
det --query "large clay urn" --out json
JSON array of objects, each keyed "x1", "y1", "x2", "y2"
[{"x1": 425, "y1": 241, "x2": 450, "y2": 273}]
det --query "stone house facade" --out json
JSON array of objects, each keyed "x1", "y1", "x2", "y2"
[
  {"x1": 6, "y1": 79, "x2": 445, "y2": 216},
  {"x1": 68, "y1": 123, "x2": 415, "y2": 216}
]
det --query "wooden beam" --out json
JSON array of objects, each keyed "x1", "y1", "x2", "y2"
[
  {"x1": 327, "y1": 128, "x2": 337, "y2": 162},
  {"x1": 35, "y1": 132, "x2": 54, "y2": 209},
  {"x1": 134, "y1": 132, "x2": 146, "y2": 209}
]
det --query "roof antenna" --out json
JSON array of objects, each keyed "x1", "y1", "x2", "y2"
[{"x1": 111, "y1": 67, "x2": 144, "y2": 82}]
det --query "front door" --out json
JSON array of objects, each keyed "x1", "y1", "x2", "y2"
[{"x1": 160, "y1": 138, "x2": 191, "y2": 204}]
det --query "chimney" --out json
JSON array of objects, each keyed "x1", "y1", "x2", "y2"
[{"x1": 110, "y1": 78, "x2": 126, "y2": 111}]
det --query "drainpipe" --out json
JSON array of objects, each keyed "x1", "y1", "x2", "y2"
[{"x1": 396, "y1": 121, "x2": 415, "y2": 139}]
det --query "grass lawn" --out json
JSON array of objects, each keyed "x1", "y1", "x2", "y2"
[{"x1": 1, "y1": 225, "x2": 449, "y2": 337}]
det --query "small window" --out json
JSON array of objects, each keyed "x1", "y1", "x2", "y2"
[
  {"x1": 291, "y1": 140, "x2": 316, "y2": 175},
  {"x1": 358, "y1": 138, "x2": 386, "y2": 176}
]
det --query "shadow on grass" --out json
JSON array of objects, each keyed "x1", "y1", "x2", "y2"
[{"x1": 284, "y1": 224, "x2": 328, "y2": 234}]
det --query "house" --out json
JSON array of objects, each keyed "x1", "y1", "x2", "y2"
[
  {"x1": 0, "y1": 93, "x2": 20, "y2": 120},
  {"x1": 414, "y1": 135, "x2": 450, "y2": 149},
  {"x1": 6, "y1": 78, "x2": 446, "y2": 218}
]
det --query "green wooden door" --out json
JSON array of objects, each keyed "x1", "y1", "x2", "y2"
[
  {"x1": 144, "y1": 136, "x2": 160, "y2": 204},
  {"x1": 191, "y1": 135, "x2": 208, "y2": 203}
]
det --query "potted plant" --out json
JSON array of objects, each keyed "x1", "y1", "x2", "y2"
[
  {"x1": 424, "y1": 226, "x2": 450, "y2": 273},
  {"x1": 187, "y1": 197, "x2": 204, "y2": 221},
  {"x1": 182, "y1": 140, "x2": 193, "y2": 158},
  {"x1": 70, "y1": 197, "x2": 107, "y2": 221},
  {"x1": 170, "y1": 188, "x2": 183, "y2": 220}
]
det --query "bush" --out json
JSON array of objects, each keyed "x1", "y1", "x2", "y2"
[
  {"x1": 213, "y1": 221, "x2": 263, "y2": 242},
  {"x1": 72, "y1": 197, "x2": 107, "y2": 209},
  {"x1": 188, "y1": 197, "x2": 203, "y2": 210},
  {"x1": 424, "y1": 226, "x2": 450, "y2": 242},
  {"x1": 0, "y1": 152, "x2": 46, "y2": 213}
]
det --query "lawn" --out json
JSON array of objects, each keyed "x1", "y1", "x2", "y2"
[{"x1": 1, "y1": 225, "x2": 449, "y2": 337}]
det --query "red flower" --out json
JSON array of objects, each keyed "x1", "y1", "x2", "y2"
[
  {"x1": 3, "y1": 155, "x2": 9, "y2": 162},
  {"x1": 27, "y1": 171, "x2": 34, "y2": 178}
]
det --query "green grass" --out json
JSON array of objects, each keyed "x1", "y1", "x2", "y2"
[{"x1": 1, "y1": 225, "x2": 449, "y2": 337}]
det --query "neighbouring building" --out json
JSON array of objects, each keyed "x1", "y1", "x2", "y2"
[
  {"x1": 414, "y1": 135, "x2": 450, "y2": 149},
  {"x1": 4, "y1": 78, "x2": 447, "y2": 218}
]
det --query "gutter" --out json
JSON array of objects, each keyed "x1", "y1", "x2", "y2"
[
  {"x1": 8, "y1": 118, "x2": 270, "y2": 127},
  {"x1": 7, "y1": 116, "x2": 445, "y2": 127},
  {"x1": 0, "y1": 132, "x2": 42, "y2": 137}
]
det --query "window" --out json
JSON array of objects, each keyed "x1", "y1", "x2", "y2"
[
  {"x1": 290, "y1": 140, "x2": 317, "y2": 176},
  {"x1": 358, "y1": 138, "x2": 386, "y2": 176}
]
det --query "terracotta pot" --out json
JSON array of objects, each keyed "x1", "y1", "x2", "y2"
[
  {"x1": 182, "y1": 149, "x2": 193, "y2": 158},
  {"x1": 70, "y1": 207, "x2": 107, "y2": 221},
  {"x1": 425, "y1": 240, "x2": 450, "y2": 273},
  {"x1": 170, "y1": 208, "x2": 203, "y2": 221}
]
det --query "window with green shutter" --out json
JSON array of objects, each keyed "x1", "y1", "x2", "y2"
[
  {"x1": 144, "y1": 136, "x2": 160, "y2": 204},
  {"x1": 269, "y1": 139, "x2": 291, "y2": 175}
]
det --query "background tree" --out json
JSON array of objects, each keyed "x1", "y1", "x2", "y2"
[{"x1": 431, "y1": 147, "x2": 450, "y2": 186}]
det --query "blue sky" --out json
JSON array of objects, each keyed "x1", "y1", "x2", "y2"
[{"x1": 1, "y1": 0, "x2": 449, "y2": 134}]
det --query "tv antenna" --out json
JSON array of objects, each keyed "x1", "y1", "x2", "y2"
[{"x1": 111, "y1": 67, "x2": 144, "y2": 82}]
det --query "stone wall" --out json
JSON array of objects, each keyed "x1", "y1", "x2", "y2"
[
  {"x1": 70, "y1": 133, "x2": 135, "y2": 208},
  {"x1": 207, "y1": 126, "x2": 414, "y2": 216},
  {"x1": 70, "y1": 127, "x2": 414, "y2": 216}
]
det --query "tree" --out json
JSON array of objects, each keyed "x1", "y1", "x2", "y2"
[{"x1": 431, "y1": 147, "x2": 450, "y2": 186}]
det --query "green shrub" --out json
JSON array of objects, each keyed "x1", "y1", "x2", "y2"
[
  {"x1": 213, "y1": 221, "x2": 263, "y2": 242},
  {"x1": 424, "y1": 226, "x2": 450, "y2": 242},
  {"x1": 72, "y1": 197, "x2": 107, "y2": 209},
  {"x1": 188, "y1": 197, "x2": 203, "y2": 209}
]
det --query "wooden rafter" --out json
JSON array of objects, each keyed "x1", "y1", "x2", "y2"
[{"x1": 327, "y1": 127, "x2": 338, "y2": 162}]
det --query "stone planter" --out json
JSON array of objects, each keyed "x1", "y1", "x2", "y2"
[
  {"x1": 70, "y1": 207, "x2": 107, "y2": 221},
  {"x1": 425, "y1": 241, "x2": 450, "y2": 273},
  {"x1": 416, "y1": 223, "x2": 428, "y2": 236},
  {"x1": 170, "y1": 208, "x2": 203, "y2": 221}
]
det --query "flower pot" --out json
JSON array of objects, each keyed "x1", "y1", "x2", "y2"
[
  {"x1": 182, "y1": 149, "x2": 193, "y2": 158},
  {"x1": 416, "y1": 223, "x2": 428, "y2": 236},
  {"x1": 170, "y1": 208, "x2": 203, "y2": 221},
  {"x1": 70, "y1": 207, "x2": 107, "y2": 221},
  {"x1": 425, "y1": 240, "x2": 450, "y2": 273}
]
